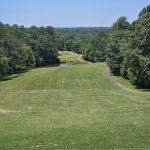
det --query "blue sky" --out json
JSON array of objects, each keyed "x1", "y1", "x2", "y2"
[{"x1": 0, "y1": 0, "x2": 150, "y2": 27}]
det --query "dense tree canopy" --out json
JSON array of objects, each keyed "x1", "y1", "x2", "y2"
[
  {"x1": 83, "y1": 32, "x2": 108, "y2": 62},
  {"x1": 56, "y1": 28, "x2": 109, "y2": 62},
  {"x1": 106, "y1": 5, "x2": 150, "y2": 88},
  {"x1": 0, "y1": 23, "x2": 58, "y2": 78},
  {"x1": 106, "y1": 17, "x2": 130, "y2": 75}
]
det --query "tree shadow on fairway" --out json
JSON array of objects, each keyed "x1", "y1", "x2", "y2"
[
  {"x1": 38, "y1": 64, "x2": 60, "y2": 68},
  {"x1": 136, "y1": 86, "x2": 150, "y2": 92},
  {"x1": 140, "y1": 89, "x2": 150, "y2": 92},
  {"x1": 0, "y1": 70, "x2": 30, "y2": 82}
]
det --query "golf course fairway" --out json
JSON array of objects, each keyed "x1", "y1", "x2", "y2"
[{"x1": 0, "y1": 52, "x2": 150, "y2": 149}]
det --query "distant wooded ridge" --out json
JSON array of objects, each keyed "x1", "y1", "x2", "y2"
[
  {"x1": 55, "y1": 27, "x2": 110, "y2": 36},
  {"x1": 55, "y1": 27, "x2": 110, "y2": 30}
]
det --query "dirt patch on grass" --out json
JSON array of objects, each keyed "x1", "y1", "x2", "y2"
[{"x1": 0, "y1": 108, "x2": 16, "y2": 114}]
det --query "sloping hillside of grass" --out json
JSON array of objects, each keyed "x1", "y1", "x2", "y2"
[{"x1": 0, "y1": 52, "x2": 149, "y2": 149}]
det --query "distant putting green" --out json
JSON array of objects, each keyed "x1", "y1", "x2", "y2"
[
  {"x1": 0, "y1": 52, "x2": 150, "y2": 149},
  {"x1": 58, "y1": 51, "x2": 87, "y2": 64}
]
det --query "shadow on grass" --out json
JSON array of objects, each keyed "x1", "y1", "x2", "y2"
[
  {"x1": 0, "y1": 70, "x2": 30, "y2": 82},
  {"x1": 37, "y1": 64, "x2": 60, "y2": 69},
  {"x1": 0, "y1": 75, "x2": 23, "y2": 82},
  {"x1": 136, "y1": 85, "x2": 150, "y2": 92},
  {"x1": 139, "y1": 89, "x2": 150, "y2": 92}
]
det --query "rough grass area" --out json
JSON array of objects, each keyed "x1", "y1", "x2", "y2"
[
  {"x1": 113, "y1": 74, "x2": 150, "y2": 91},
  {"x1": 115, "y1": 76, "x2": 136, "y2": 89},
  {"x1": 0, "y1": 52, "x2": 150, "y2": 149},
  {"x1": 58, "y1": 51, "x2": 87, "y2": 64}
]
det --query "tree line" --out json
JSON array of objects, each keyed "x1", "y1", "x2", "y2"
[
  {"x1": 0, "y1": 25, "x2": 108, "y2": 79},
  {"x1": 56, "y1": 28, "x2": 109, "y2": 62},
  {"x1": 1, "y1": 24, "x2": 107, "y2": 79},
  {"x1": 106, "y1": 5, "x2": 150, "y2": 88},
  {"x1": 0, "y1": 23, "x2": 59, "y2": 78}
]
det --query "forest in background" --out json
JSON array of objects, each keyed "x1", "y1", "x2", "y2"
[
  {"x1": 106, "y1": 5, "x2": 150, "y2": 88},
  {"x1": 55, "y1": 27, "x2": 109, "y2": 62},
  {"x1": 0, "y1": 24, "x2": 59, "y2": 77},
  {"x1": 0, "y1": 4, "x2": 150, "y2": 88}
]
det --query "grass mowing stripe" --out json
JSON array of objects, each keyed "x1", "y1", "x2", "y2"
[{"x1": 0, "y1": 51, "x2": 149, "y2": 149}]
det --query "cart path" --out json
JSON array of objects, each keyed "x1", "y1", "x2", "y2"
[{"x1": 103, "y1": 66, "x2": 137, "y2": 93}]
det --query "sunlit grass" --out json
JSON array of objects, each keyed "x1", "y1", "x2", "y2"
[
  {"x1": 0, "y1": 52, "x2": 149, "y2": 149},
  {"x1": 58, "y1": 51, "x2": 87, "y2": 64}
]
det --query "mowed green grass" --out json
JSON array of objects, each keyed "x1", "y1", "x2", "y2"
[
  {"x1": 0, "y1": 53, "x2": 150, "y2": 149},
  {"x1": 58, "y1": 51, "x2": 86, "y2": 64}
]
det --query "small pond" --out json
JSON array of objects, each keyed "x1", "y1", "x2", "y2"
[{"x1": 59, "y1": 63, "x2": 71, "y2": 68}]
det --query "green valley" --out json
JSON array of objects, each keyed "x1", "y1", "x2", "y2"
[{"x1": 0, "y1": 52, "x2": 149, "y2": 149}]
